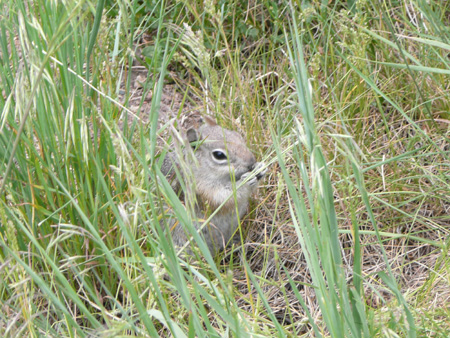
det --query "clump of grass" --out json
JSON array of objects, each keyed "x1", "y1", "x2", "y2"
[{"x1": 1, "y1": 0, "x2": 450, "y2": 336}]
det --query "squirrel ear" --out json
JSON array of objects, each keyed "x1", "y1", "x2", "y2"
[
  {"x1": 203, "y1": 115, "x2": 217, "y2": 126},
  {"x1": 186, "y1": 128, "x2": 198, "y2": 143}
]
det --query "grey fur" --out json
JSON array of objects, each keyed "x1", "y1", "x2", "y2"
[{"x1": 161, "y1": 120, "x2": 266, "y2": 255}]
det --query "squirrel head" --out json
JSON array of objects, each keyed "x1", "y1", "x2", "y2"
[
  {"x1": 185, "y1": 117, "x2": 256, "y2": 180},
  {"x1": 184, "y1": 116, "x2": 257, "y2": 210}
]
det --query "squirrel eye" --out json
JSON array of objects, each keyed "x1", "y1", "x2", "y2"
[{"x1": 212, "y1": 150, "x2": 227, "y2": 162}]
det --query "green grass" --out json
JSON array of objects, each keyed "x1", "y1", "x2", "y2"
[{"x1": 1, "y1": 0, "x2": 450, "y2": 336}]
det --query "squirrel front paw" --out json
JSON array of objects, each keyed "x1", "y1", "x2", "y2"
[
  {"x1": 240, "y1": 162, "x2": 267, "y2": 186},
  {"x1": 239, "y1": 171, "x2": 258, "y2": 186},
  {"x1": 252, "y1": 162, "x2": 267, "y2": 181}
]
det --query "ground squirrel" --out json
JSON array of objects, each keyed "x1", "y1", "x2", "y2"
[{"x1": 161, "y1": 116, "x2": 266, "y2": 255}]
